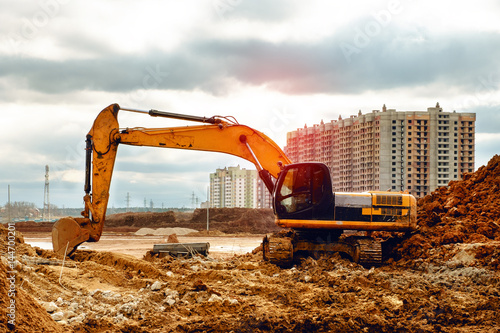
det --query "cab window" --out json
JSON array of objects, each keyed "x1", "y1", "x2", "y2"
[{"x1": 276, "y1": 164, "x2": 325, "y2": 214}]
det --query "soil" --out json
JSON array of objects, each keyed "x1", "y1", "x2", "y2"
[
  {"x1": 395, "y1": 154, "x2": 500, "y2": 270},
  {"x1": 104, "y1": 208, "x2": 280, "y2": 234},
  {"x1": 1, "y1": 155, "x2": 499, "y2": 332}
]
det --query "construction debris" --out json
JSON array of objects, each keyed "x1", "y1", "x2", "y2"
[{"x1": 152, "y1": 242, "x2": 210, "y2": 258}]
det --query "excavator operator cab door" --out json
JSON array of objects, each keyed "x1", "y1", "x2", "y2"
[{"x1": 274, "y1": 162, "x2": 334, "y2": 220}]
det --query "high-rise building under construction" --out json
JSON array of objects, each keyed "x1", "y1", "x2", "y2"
[{"x1": 284, "y1": 103, "x2": 476, "y2": 197}]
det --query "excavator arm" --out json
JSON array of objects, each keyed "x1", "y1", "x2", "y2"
[{"x1": 52, "y1": 104, "x2": 291, "y2": 254}]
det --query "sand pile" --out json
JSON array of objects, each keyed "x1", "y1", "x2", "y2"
[{"x1": 134, "y1": 227, "x2": 198, "y2": 236}]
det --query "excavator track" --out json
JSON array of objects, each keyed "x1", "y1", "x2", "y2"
[
  {"x1": 263, "y1": 234, "x2": 294, "y2": 267},
  {"x1": 262, "y1": 232, "x2": 383, "y2": 268},
  {"x1": 356, "y1": 238, "x2": 382, "y2": 267}
]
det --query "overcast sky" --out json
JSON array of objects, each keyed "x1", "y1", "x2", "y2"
[{"x1": 1, "y1": 0, "x2": 499, "y2": 209}]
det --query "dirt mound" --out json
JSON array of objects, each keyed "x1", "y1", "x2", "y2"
[
  {"x1": 6, "y1": 221, "x2": 54, "y2": 233},
  {"x1": 188, "y1": 229, "x2": 227, "y2": 236},
  {"x1": 106, "y1": 208, "x2": 278, "y2": 234},
  {"x1": 0, "y1": 261, "x2": 66, "y2": 332},
  {"x1": 0, "y1": 224, "x2": 37, "y2": 258},
  {"x1": 0, "y1": 224, "x2": 64, "y2": 332},
  {"x1": 8, "y1": 208, "x2": 278, "y2": 235},
  {"x1": 105, "y1": 211, "x2": 177, "y2": 228},
  {"x1": 191, "y1": 208, "x2": 278, "y2": 234},
  {"x1": 397, "y1": 155, "x2": 500, "y2": 268},
  {"x1": 167, "y1": 234, "x2": 179, "y2": 243}
]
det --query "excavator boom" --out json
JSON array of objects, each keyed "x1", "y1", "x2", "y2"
[{"x1": 52, "y1": 104, "x2": 291, "y2": 254}]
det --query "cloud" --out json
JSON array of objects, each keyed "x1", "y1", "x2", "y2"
[
  {"x1": 211, "y1": 0, "x2": 298, "y2": 22},
  {"x1": 475, "y1": 106, "x2": 500, "y2": 132},
  {"x1": 475, "y1": 133, "x2": 500, "y2": 168},
  {"x1": 1, "y1": 1, "x2": 500, "y2": 209},
  {"x1": 2, "y1": 27, "x2": 500, "y2": 98}
]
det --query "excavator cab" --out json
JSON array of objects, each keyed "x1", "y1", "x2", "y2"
[{"x1": 274, "y1": 163, "x2": 334, "y2": 220}]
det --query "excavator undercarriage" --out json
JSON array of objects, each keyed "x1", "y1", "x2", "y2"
[{"x1": 263, "y1": 230, "x2": 383, "y2": 268}]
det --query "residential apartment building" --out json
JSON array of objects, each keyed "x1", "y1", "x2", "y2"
[
  {"x1": 285, "y1": 104, "x2": 476, "y2": 197},
  {"x1": 209, "y1": 165, "x2": 273, "y2": 208}
]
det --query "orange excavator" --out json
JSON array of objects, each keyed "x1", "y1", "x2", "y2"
[{"x1": 52, "y1": 104, "x2": 417, "y2": 266}]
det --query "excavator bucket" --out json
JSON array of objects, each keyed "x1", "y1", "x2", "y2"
[{"x1": 52, "y1": 217, "x2": 90, "y2": 255}]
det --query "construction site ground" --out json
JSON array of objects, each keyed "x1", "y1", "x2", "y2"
[
  {"x1": 1, "y1": 155, "x2": 500, "y2": 332},
  {"x1": 23, "y1": 232, "x2": 263, "y2": 260}
]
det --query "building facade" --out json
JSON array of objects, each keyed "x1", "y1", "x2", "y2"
[
  {"x1": 209, "y1": 165, "x2": 273, "y2": 208},
  {"x1": 285, "y1": 104, "x2": 476, "y2": 197}
]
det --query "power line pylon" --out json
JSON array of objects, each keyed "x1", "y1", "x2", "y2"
[{"x1": 43, "y1": 165, "x2": 50, "y2": 221}]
